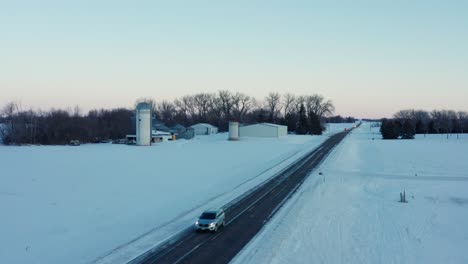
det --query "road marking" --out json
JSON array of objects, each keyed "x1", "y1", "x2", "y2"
[
  {"x1": 173, "y1": 243, "x2": 201, "y2": 264},
  {"x1": 211, "y1": 232, "x2": 222, "y2": 241}
]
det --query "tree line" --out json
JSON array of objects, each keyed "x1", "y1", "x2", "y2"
[
  {"x1": 380, "y1": 109, "x2": 468, "y2": 139},
  {"x1": 0, "y1": 102, "x2": 134, "y2": 145},
  {"x1": 137, "y1": 91, "x2": 339, "y2": 133},
  {"x1": 0, "y1": 91, "x2": 343, "y2": 145}
]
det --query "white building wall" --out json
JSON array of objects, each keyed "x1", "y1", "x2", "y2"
[
  {"x1": 278, "y1": 125, "x2": 287, "y2": 137},
  {"x1": 239, "y1": 124, "x2": 278, "y2": 138},
  {"x1": 192, "y1": 125, "x2": 208, "y2": 135},
  {"x1": 229, "y1": 121, "x2": 239, "y2": 140},
  {"x1": 191, "y1": 124, "x2": 218, "y2": 135},
  {"x1": 239, "y1": 123, "x2": 288, "y2": 138}
]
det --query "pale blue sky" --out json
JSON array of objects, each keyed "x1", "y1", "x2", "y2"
[{"x1": 1, "y1": 1, "x2": 467, "y2": 118}]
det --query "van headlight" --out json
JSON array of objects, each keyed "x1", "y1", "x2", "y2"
[
  {"x1": 209, "y1": 222, "x2": 215, "y2": 227},
  {"x1": 195, "y1": 221, "x2": 199, "y2": 225}
]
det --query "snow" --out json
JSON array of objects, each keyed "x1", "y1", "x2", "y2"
[
  {"x1": 233, "y1": 123, "x2": 468, "y2": 264},
  {"x1": 0, "y1": 123, "x2": 355, "y2": 264}
]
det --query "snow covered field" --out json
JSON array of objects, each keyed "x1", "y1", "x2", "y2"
[
  {"x1": 234, "y1": 123, "x2": 468, "y2": 264},
  {"x1": 0, "y1": 123, "x2": 354, "y2": 264}
]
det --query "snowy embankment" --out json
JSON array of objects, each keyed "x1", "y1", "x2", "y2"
[
  {"x1": 0, "y1": 123, "x2": 354, "y2": 264},
  {"x1": 234, "y1": 123, "x2": 468, "y2": 264}
]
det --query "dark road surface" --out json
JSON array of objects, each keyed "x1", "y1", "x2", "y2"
[{"x1": 131, "y1": 130, "x2": 351, "y2": 264}]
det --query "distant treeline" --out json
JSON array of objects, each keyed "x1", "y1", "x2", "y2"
[
  {"x1": 381, "y1": 109, "x2": 468, "y2": 139},
  {"x1": 0, "y1": 105, "x2": 134, "y2": 145},
  {"x1": 0, "y1": 91, "x2": 354, "y2": 145}
]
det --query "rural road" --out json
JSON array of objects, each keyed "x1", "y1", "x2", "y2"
[{"x1": 132, "y1": 129, "x2": 353, "y2": 264}]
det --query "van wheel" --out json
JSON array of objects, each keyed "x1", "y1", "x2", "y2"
[{"x1": 214, "y1": 225, "x2": 218, "y2": 232}]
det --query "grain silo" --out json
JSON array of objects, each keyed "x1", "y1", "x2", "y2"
[
  {"x1": 136, "y1": 102, "x2": 152, "y2": 146},
  {"x1": 229, "y1": 121, "x2": 239, "y2": 140}
]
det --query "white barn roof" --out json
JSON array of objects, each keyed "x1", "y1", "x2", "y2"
[
  {"x1": 191, "y1": 123, "x2": 217, "y2": 128},
  {"x1": 191, "y1": 123, "x2": 218, "y2": 135},
  {"x1": 152, "y1": 130, "x2": 171, "y2": 136},
  {"x1": 260, "y1": 123, "x2": 284, "y2": 128}
]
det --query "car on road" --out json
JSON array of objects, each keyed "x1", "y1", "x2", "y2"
[{"x1": 195, "y1": 209, "x2": 225, "y2": 232}]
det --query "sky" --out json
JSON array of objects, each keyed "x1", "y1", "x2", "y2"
[{"x1": 1, "y1": 1, "x2": 467, "y2": 118}]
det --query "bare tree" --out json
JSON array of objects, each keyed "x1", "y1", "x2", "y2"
[
  {"x1": 265, "y1": 92, "x2": 282, "y2": 123},
  {"x1": 282, "y1": 93, "x2": 296, "y2": 117},
  {"x1": 1, "y1": 101, "x2": 19, "y2": 117},
  {"x1": 459, "y1": 111, "x2": 468, "y2": 133},
  {"x1": 295, "y1": 95, "x2": 306, "y2": 113},
  {"x1": 414, "y1": 110, "x2": 430, "y2": 134},
  {"x1": 193, "y1": 93, "x2": 215, "y2": 122},
  {"x1": 317, "y1": 99, "x2": 335, "y2": 118},
  {"x1": 158, "y1": 100, "x2": 176, "y2": 125},
  {"x1": 232, "y1": 92, "x2": 252, "y2": 122},
  {"x1": 430, "y1": 110, "x2": 455, "y2": 134},
  {"x1": 174, "y1": 95, "x2": 196, "y2": 124},
  {"x1": 430, "y1": 110, "x2": 442, "y2": 133},
  {"x1": 216, "y1": 90, "x2": 233, "y2": 118},
  {"x1": 446, "y1": 110, "x2": 458, "y2": 133},
  {"x1": 215, "y1": 90, "x2": 234, "y2": 130},
  {"x1": 394, "y1": 109, "x2": 415, "y2": 120},
  {"x1": 305, "y1": 94, "x2": 334, "y2": 118},
  {"x1": 394, "y1": 109, "x2": 430, "y2": 132},
  {"x1": 72, "y1": 105, "x2": 82, "y2": 117},
  {"x1": 1, "y1": 101, "x2": 21, "y2": 144},
  {"x1": 282, "y1": 93, "x2": 297, "y2": 131}
]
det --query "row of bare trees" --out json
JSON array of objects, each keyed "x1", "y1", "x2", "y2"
[
  {"x1": 393, "y1": 109, "x2": 468, "y2": 134},
  {"x1": 0, "y1": 102, "x2": 133, "y2": 145},
  {"x1": 1, "y1": 91, "x2": 336, "y2": 145},
  {"x1": 136, "y1": 91, "x2": 336, "y2": 132}
]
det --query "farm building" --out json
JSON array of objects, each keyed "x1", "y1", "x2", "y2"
[
  {"x1": 151, "y1": 131, "x2": 172, "y2": 142},
  {"x1": 239, "y1": 123, "x2": 287, "y2": 138},
  {"x1": 126, "y1": 130, "x2": 172, "y2": 143},
  {"x1": 170, "y1": 124, "x2": 195, "y2": 140},
  {"x1": 153, "y1": 121, "x2": 170, "y2": 132},
  {"x1": 170, "y1": 124, "x2": 186, "y2": 134},
  {"x1": 191, "y1": 123, "x2": 218, "y2": 135}
]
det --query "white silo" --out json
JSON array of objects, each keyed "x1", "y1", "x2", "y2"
[
  {"x1": 136, "y1": 102, "x2": 152, "y2": 146},
  {"x1": 229, "y1": 121, "x2": 239, "y2": 140}
]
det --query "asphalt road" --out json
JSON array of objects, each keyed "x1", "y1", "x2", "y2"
[{"x1": 133, "y1": 130, "x2": 351, "y2": 264}]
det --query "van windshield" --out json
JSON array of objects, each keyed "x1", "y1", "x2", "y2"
[{"x1": 200, "y1": 212, "x2": 216, "y2": 219}]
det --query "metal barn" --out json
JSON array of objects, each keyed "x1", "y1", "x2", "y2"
[
  {"x1": 239, "y1": 123, "x2": 287, "y2": 138},
  {"x1": 190, "y1": 123, "x2": 218, "y2": 135}
]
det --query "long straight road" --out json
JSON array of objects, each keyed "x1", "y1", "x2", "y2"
[{"x1": 132, "y1": 130, "x2": 351, "y2": 264}]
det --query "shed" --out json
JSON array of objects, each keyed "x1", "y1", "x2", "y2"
[
  {"x1": 172, "y1": 124, "x2": 186, "y2": 132},
  {"x1": 126, "y1": 130, "x2": 172, "y2": 143},
  {"x1": 239, "y1": 123, "x2": 287, "y2": 138},
  {"x1": 191, "y1": 123, "x2": 218, "y2": 135},
  {"x1": 152, "y1": 130, "x2": 172, "y2": 142},
  {"x1": 153, "y1": 121, "x2": 170, "y2": 132}
]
